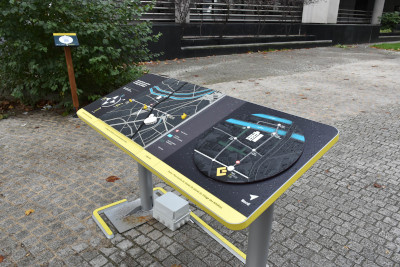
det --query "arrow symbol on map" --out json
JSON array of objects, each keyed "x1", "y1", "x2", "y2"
[{"x1": 250, "y1": 194, "x2": 259, "y2": 201}]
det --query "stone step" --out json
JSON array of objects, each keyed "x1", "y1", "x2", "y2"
[
  {"x1": 378, "y1": 35, "x2": 400, "y2": 42},
  {"x1": 181, "y1": 39, "x2": 332, "y2": 58},
  {"x1": 181, "y1": 35, "x2": 317, "y2": 47}
]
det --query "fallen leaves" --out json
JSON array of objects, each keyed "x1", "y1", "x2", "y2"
[
  {"x1": 25, "y1": 209, "x2": 35, "y2": 216},
  {"x1": 0, "y1": 255, "x2": 4, "y2": 263},
  {"x1": 373, "y1": 183, "x2": 385, "y2": 189},
  {"x1": 137, "y1": 60, "x2": 160, "y2": 66},
  {"x1": 299, "y1": 94, "x2": 307, "y2": 99},
  {"x1": 106, "y1": 176, "x2": 120, "y2": 182}
]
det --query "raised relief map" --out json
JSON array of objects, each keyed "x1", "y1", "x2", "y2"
[{"x1": 194, "y1": 114, "x2": 305, "y2": 183}]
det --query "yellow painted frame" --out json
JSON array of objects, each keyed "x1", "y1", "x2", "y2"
[
  {"x1": 53, "y1": 33, "x2": 76, "y2": 36},
  {"x1": 92, "y1": 199, "x2": 127, "y2": 239}
]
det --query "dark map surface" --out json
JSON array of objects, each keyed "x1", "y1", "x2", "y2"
[
  {"x1": 80, "y1": 74, "x2": 338, "y2": 218},
  {"x1": 193, "y1": 113, "x2": 305, "y2": 183},
  {"x1": 99, "y1": 78, "x2": 224, "y2": 147}
]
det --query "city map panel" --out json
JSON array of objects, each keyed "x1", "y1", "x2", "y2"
[
  {"x1": 193, "y1": 113, "x2": 305, "y2": 183},
  {"x1": 79, "y1": 74, "x2": 339, "y2": 219},
  {"x1": 99, "y1": 78, "x2": 224, "y2": 147}
]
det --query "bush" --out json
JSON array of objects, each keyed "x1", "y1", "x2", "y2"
[
  {"x1": 0, "y1": 0, "x2": 159, "y2": 108},
  {"x1": 380, "y1": 12, "x2": 400, "y2": 31}
]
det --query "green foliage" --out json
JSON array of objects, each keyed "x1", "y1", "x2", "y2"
[
  {"x1": 371, "y1": 42, "x2": 400, "y2": 51},
  {"x1": 0, "y1": 0, "x2": 160, "y2": 106},
  {"x1": 380, "y1": 28, "x2": 392, "y2": 33},
  {"x1": 379, "y1": 12, "x2": 400, "y2": 31}
]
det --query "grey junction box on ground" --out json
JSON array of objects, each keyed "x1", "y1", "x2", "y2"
[{"x1": 153, "y1": 192, "x2": 190, "y2": 231}]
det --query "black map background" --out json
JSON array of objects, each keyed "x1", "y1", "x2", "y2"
[{"x1": 162, "y1": 102, "x2": 338, "y2": 217}]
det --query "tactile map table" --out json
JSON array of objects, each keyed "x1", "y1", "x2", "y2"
[{"x1": 77, "y1": 74, "x2": 339, "y2": 266}]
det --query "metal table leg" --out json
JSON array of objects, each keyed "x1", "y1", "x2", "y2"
[
  {"x1": 245, "y1": 203, "x2": 274, "y2": 267},
  {"x1": 97, "y1": 163, "x2": 154, "y2": 234},
  {"x1": 138, "y1": 163, "x2": 153, "y2": 210}
]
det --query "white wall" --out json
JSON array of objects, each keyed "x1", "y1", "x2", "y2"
[{"x1": 302, "y1": 0, "x2": 341, "y2": 24}]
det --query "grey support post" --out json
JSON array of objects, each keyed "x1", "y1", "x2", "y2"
[
  {"x1": 245, "y1": 203, "x2": 275, "y2": 267},
  {"x1": 372, "y1": 0, "x2": 386, "y2": 24},
  {"x1": 137, "y1": 163, "x2": 153, "y2": 211}
]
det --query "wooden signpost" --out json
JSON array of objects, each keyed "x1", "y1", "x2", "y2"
[{"x1": 53, "y1": 33, "x2": 80, "y2": 111}]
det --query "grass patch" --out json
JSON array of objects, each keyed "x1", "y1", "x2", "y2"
[{"x1": 371, "y1": 43, "x2": 400, "y2": 51}]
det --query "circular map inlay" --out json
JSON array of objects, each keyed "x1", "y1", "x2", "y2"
[{"x1": 193, "y1": 113, "x2": 305, "y2": 183}]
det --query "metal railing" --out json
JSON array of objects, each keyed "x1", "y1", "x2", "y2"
[
  {"x1": 141, "y1": 0, "x2": 175, "y2": 21},
  {"x1": 139, "y1": 0, "x2": 303, "y2": 23},
  {"x1": 190, "y1": 1, "x2": 303, "y2": 23},
  {"x1": 337, "y1": 9, "x2": 372, "y2": 24}
]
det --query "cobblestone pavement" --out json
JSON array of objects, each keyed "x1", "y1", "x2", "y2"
[{"x1": 1, "y1": 45, "x2": 400, "y2": 266}]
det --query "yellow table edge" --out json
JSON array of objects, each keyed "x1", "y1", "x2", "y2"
[
  {"x1": 241, "y1": 131, "x2": 340, "y2": 229},
  {"x1": 78, "y1": 109, "x2": 338, "y2": 230},
  {"x1": 77, "y1": 109, "x2": 247, "y2": 229}
]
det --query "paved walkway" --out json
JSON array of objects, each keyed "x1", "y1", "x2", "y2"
[{"x1": 1, "y1": 45, "x2": 399, "y2": 266}]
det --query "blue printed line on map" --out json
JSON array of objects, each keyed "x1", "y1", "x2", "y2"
[
  {"x1": 226, "y1": 118, "x2": 305, "y2": 142},
  {"x1": 150, "y1": 87, "x2": 213, "y2": 100},
  {"x1": 291, "y1": 133, "x2": 305, "y2": 142},
  {"x1": 252, "y1": 114, "x2": 292, "y2": 125},
  {"x1": 154, "y1": 86, "x2": 213, "y2": 95},
  {"x1": 149, "y1": 88, "x2": 169, "y2": 98},
  {"x1": 226, "y1": 119, "x2": 287, "y2": 136}
]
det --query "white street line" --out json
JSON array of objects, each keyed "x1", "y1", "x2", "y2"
[{"x1": 194, "y1": 150, "x2": 249, "y2": 179}]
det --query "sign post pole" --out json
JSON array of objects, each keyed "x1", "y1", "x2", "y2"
[
  {"x1": 63, "y1": 46, "x2": 79, "y2": 111},
  {"x1": 53, "y1": 33, "x2": 80, "y2": 112}
]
